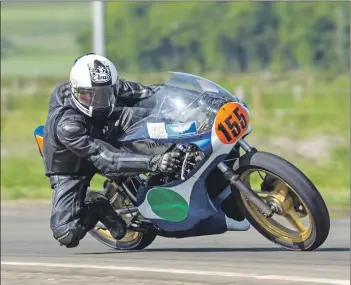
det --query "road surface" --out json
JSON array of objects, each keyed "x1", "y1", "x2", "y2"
[{"x1": 1, "y1": 202, "x2": 350, "y2": 285}]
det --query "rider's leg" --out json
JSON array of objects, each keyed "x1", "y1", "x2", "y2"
[{"x1": 49, "y1": 175, "x2": 126, "y2": 248}]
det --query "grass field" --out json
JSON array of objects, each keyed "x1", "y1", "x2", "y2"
[
  {"x1": 1, "y1": 73, "x2": 349, "y2": 216},
  {"x1": 1, "y1": 2, "x2": 91, "y2": 77}
]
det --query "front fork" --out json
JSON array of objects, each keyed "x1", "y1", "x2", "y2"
[{"x1": 217, "y1": 139, "x2": 274, "y2": 218}]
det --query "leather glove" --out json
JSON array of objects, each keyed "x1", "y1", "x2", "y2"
[{"x1": 149, "y1": 151, "x2": 182, "y2": 173}]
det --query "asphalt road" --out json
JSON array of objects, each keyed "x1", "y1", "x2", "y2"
[{"x1": 1, "y1": 202, "x2": 350, "y2": 285}]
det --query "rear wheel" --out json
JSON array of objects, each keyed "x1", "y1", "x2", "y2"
[
  {"x1": 89, "y1": 182, "x2": 157, "y2": 250},
  {"x1": 89, "y1": 226, "x2": 156, "y2": 250},
  {"x1": 232, "y1": 151, "x2": 330, "y2": 251}
]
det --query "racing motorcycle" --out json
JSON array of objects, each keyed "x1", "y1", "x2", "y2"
[{"x1": 34, "y1": 72, "x2": 330, "y2": 251}]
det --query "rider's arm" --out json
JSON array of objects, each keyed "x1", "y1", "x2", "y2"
[
  {"x1": 108, "y1": 105, "x2": 151, "y2": 121},
  {"x1": 107, "y1": 106, "x2": 152, "y2": 143},
  {"x1": 56, "y1": 113, "x2": 155, "y2": 176},
  {"x1": 117, "y1": 78, "x2": 163, "y2": 106}
]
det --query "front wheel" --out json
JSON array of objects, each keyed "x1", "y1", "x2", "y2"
[{"x1": 232, "y1": 151, "x2": 330, "y2": 251}]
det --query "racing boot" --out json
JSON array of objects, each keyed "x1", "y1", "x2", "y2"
[
  {"x1": 85, "y1": 191, "x2": 127, "y2": 240},
  {"x1": 100, "y1": 180, "x2": 117, "y2": 201},
  {"x1": 100, "y1": 208, "x2": 127, "y2": 240}
]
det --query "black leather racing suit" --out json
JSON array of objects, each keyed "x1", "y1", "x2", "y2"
[{"x1": 42, "y1": 79, "x2": 162, "y2": 248}]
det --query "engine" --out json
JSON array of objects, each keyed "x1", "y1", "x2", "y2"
[
  {"x1": 107, "y1": 143, "x2": 206, "y2": 205},
  {"x1": 174, "y1": 143, "x2": 206, "y2": 181},
  {"x1": 143, "y1": 143, "x2": 206, "y2": 187}
]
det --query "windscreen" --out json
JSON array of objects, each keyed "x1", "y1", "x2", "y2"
[{"x1": 137, "y1": 72, "x2": 241, "y2": 136}]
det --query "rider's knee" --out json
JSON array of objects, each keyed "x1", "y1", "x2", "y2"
[
  {"x1": 54, "y1": 228, "x2": 79, "y2": 248},
  {"x1": 52, "y1": 223, "x2": 86, "y2": 248}
]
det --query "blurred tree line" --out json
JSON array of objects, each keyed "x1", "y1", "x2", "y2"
[{"x1": 77, "y1": 2, "x2": 350, "y2": 74}]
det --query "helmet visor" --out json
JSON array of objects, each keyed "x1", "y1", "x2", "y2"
[{"x1": 77, "y1": 86, "x2": 114, "y2": 109}]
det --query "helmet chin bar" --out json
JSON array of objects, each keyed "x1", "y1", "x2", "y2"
[
  {"x1": 71, "y1": 90, "x2": 115, "y2": 119},
  {"x1": 71, "y1": 94, "x2": 93, "y2": 117}
]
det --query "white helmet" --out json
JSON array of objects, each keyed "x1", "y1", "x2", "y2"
[{"x1": 69, "y1": 53, "x2": 119, "y2": 119}]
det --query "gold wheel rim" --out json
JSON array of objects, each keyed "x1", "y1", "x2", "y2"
[
  {"x1": 95, "y1": 228, "x2": 141, "y2": 243},
  {"x1": 240, "y1": 169, "x2": 313, "y2": 243},
  {"x1": 94, "y1": 182, "x2": 142, "y2": 244}
]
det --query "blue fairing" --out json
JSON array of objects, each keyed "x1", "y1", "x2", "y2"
[
  {"x1": 34, "y1": 125, "x2": 44, "y2": 137},
  {"x1": 119, "y1": 115, "x2": 229, "y2": 235},
  {"x1": 112, "y1": 73, "x2": 250, "y2": 236},
  {"x1": 117, "y1": 120, "x2": 213, "y2": 155},
  {"x1": 136, "y1": 154, "x2": 229, "y2": 234},
  {"x1": 191, "y1": 136, "x2": 212, "y2": 152}
]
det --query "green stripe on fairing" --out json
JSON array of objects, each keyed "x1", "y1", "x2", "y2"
[{"x1": 147, "y1": 188, "x2": 189, "y2": 222}]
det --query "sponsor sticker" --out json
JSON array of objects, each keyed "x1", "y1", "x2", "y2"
[
  {"x1": 166, "y1": 121, "x2": 197, "y2": 138},
  {"x1": 146, "y1": 122, "x2": 168, "y2": 139}
]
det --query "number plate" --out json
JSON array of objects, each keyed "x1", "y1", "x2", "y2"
[{"x1": 215, "y1": 102, "x2": 249, "y2": 144}]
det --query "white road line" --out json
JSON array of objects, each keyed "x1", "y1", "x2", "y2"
[{"x1": 1, "y1": 261, "x2": 349, "y2": 285}]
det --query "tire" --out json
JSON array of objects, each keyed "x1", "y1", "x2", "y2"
[
  {"x1": 89, "y1": 228, "x2": 157, "y2": 250},
  {"x1": 89, "y1": 181, "x2": 157, "y2": 250},
  {"x1": 231, "y1": 151, "x2": 330, "y2": 251}
]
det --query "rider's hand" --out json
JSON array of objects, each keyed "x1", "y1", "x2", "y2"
[{"x1": 150, "y1": 151, "x2": 183, "y2": 173}]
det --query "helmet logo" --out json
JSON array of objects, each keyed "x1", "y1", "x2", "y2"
[{"x1": 87, "y1": 60, "x2": 112, "y2": 84}]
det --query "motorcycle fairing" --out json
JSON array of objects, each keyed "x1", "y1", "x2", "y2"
[
  {"x1": 136, "y1": 105, "x2": 251, "y2": 236},
  {"x1": 34, "y1": 125, "x2": 44, "y2": 156}
]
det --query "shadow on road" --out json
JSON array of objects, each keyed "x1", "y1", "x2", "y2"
[
  {"x1": 75, "y1": 247, "x2": 350, "y2": 255},
  {"x1": 142, "y1": 247, "x2": 351, "y2": 252}
]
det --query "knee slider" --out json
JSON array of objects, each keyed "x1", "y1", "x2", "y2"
[{"x1": 53, "y1": 225, "x2": 86, "y2": 248}]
